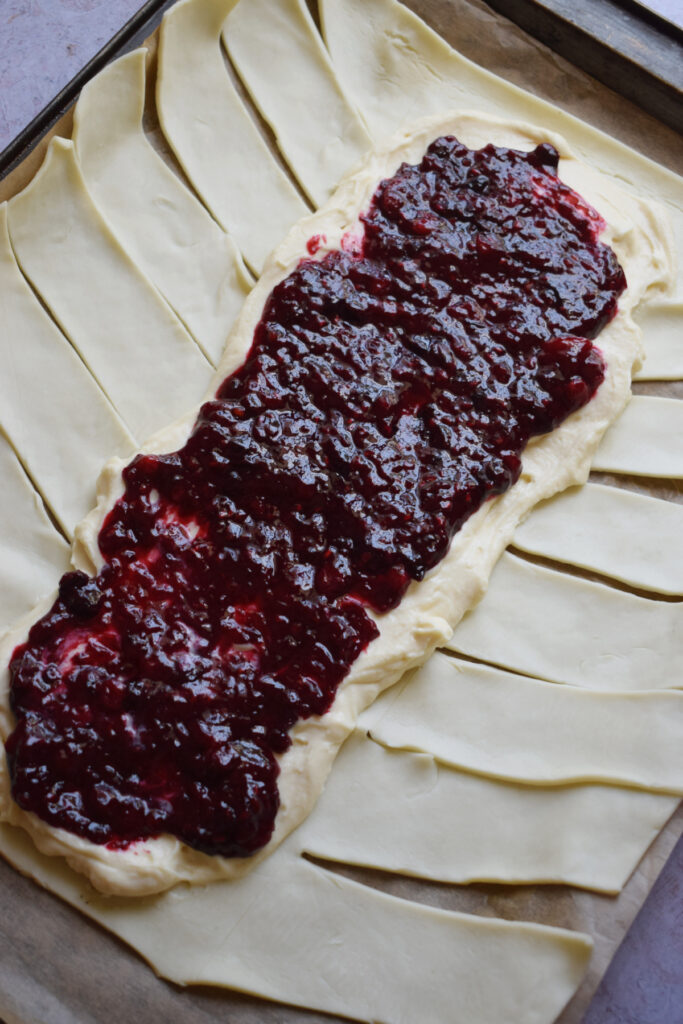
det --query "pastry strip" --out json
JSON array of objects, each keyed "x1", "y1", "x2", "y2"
[
  {"x1": 7, "y1": 139, "x2": 212, "y2": 442},
  {"x1": 299, "y1": 730, "x2": 679, "y2": 893},
  {"x1": 73, "y1": 49, "x2": 252, "y2": 367},
  {"x1": 0, "y1": 822, "x2": 591, "y2": 1024},
  {"x1": 370, "y1": 653, "x2": 683, "y2": 792},
  {"x1": 319, "y1": 0, "x2": 683, "y2": 375},
  {"x1": 591, "y1": 395, "x2": 683, "y2": 478},
  {"x1": 223, "y1": 0, "x2": 371, "y2": 207},
  {"x1": 513, "y1": 482, "x2": 683, "y2": 596},
  {"x1": 633, "y1": 300, "x2": 683, "y2": 381},
  {"x1": 0, "y1": 435, "x2": 70, "y2": 632},
  {"x1": 446, "y1": 552, "x2": 683, "y2": 691},
  {"x1": 0, "y1": 205, "x2": 134, "y2": 536},
  {"x1": 156, "y1": 0, "x2": 308, "y2": 273}
]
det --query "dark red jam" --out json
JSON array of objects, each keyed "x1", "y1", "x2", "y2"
[{"x1": 6, "y1": 138, "x2": 624, "y2": 857}]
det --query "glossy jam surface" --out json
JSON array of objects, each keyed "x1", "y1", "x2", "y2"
[{"x1": 7, "y1": 138, "x2": 624, "y2": 857}]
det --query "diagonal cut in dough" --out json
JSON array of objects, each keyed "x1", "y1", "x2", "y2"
[
  {"x1": 591, "y1": 394, "x2": 683, "y2": 478},
  {"x1": 223, "y1": 0, "x2": 371, "y2": 207},
  {"x1": 0, "y1": 821, "x2": 592, "y2": 1024},
  {"x1": 156, "y1": 0, "x2": 309, "y2": 273},
  {"x1": 7, "y1": 138, "x2": 213, "y2": 442},
  {"x1": 319, "y1": 0, "x2": 683, "y2": 376},
  {"x1": 633, "y1": 300, "x2": 683, "y2": 381},
  {"x1": 370, "y1": 653, "x2": 683, "y2": 793},
  {"x1": 73, "y1": 48, "x2": 252, "y2": 367},
  {"x1": 298, "y1": 730, "x2": 680, "y2": 893},
  {"x1": 513, "y1": 482, "x2": 683, "y2": 596},
  {"x1": 446, "y1": 552, "x2": 683, "y2": 691},
  {"x1": 0, "y1": 204, "x2": 134, "y2": 537},
  {"x1": 0, "y1": 433, "x2": 70, "y2": 632}
]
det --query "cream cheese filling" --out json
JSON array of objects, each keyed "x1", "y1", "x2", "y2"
[{"x1": 0, "y1": 111, "x2": 674, "y2": 896}]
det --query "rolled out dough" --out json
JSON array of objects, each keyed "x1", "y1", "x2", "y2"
[
  {"x1": 7, "y1": 139, "x2": 212, "y2": 442},
  {"x1": 73, "y1": 48, "x2": 252, "y2": 367},
  {"x1": 298, "y1": 730, "x2": 679, "y2": 893},
  {"x1": 513, "y1": 482, "x2": 683, "y2": 596},
  {"x1": 447, "y1": 552, "x2": 683, "y2": 690},
  {"x1": 370, "y1": 653, "x2": 683, "y2": 792},
  {"x1": 0, "y1": 204, "x2": 134, "y2": 537},
  {"x1": 223, "y1": 0, "x2": 371, "y2": 206},
  {"x1": 591, "y1": 395, "x2": 683, "y2": 478},
  {"x1": 156, "y1": 0, "x2": 308, "y2": 273}
]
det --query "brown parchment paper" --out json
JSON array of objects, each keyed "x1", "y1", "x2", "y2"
[{"x1": 0, "y1": 2, "x2": 681, "y2": 1023}]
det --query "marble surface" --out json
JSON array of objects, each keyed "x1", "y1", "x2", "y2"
[{"x1": 0, "y1": 0, "x2": 144, "y2": 153}]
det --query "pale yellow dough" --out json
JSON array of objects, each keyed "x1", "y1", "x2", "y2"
[
  {"x1": 223, "y1": 0, "x2": 371, "y2": 206},
  {"x1": 0, "y1": 434, "x2": 70, "y2": 632},
  {"x1": 0, "y1": 111, "x2": 672, "y2": 897},
  {"x1": 298, "y1": 730, "x2": 679, "y2": 893},
  {"x1": 370, "y1": 653, "x2": 683, "y2": 792},
  {"x1": 513, "y1": 482, "x2": 683, "y2": 596},
  {"x1": 156, "y1": 0, "x2": 308, "y2": 273},
  {"x1": 447, "y1": 552, "x2": 683, "y2": 690},
  {"x1": 0, "y1": 820, "x2": 592, "y2": 1024},
  {"x1": 0, "y1": 204, "x2": 134, "y2": 537},
  {"x1": 73, "y1": 48, "x2": 252, "y2": 367},
  {"x1": 592, "y1": 395, "x2": 683, "y2": 477},
  {"x1": 7, "y1": 139, "x2": 212, "y2": 441}
]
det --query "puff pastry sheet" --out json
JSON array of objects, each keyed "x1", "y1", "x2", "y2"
[
  {"x1": 156, "y1": 0, "x2": 308, "y2": 272},
  {"x1": 591, "y1": 395, "x2": 683, "y2": 478},
  {"x1": 0, "y1": 204, "x2": 133, "y2": 536},
  {"x1": 73, "y1": 48, "x2": 252, "y2": 367},
  {"x1": 223, "y1": 0, "x2": 371, "y2": 206},
  {"x1": 0, "y1": 434, "x2": 70, "y2": 631},
  {"x1": 447, "y1": 552, "x2": 683, "y2": 690},
  {"x1": 513, "y1": 483, "x2": 683, "y2": 596},
  {"x1": 0, "y1": 821, "x2": 591, "y2": 1024},
  {"x1": 370, "y1": 653, "x2": 683, "y2": 792},
  {"x1": 7, "y1": 139, "x2": 212, "y2": 441},
  {"x1": 298, "y1": 730, "x2": 679, "y2": 893}
]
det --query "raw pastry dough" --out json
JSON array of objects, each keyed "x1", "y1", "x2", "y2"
[
  {"x1": 7, "y1": 139, "x2": 212, "y2": 442},
  {"x1": 0, "y1": 112, "x2": 671, "y2": 895},
  {"x1": 298, "y1": 730, "x2": 679, "y2": 893},
  {"x1": 73, "y1": 48, "x2": 252, "y2": 367},
  {"x1": 633, "y1": 300, "x2": 683, "y2": 381},
  {"x1": 0, "y1": 205, "x2": 134, "y2": 536},
  {"x1": 156, "y1": 0, "x2": 308, "y2": 272},
  {"x1": 0, "y1": 434, "x2": 70, "y2": 631},
  {"x1": 223, "y1": 0, "x2": 371, "y2": 206},
  {"x1": 591, "y1": 395, "x2": 683, "y2": 478},
  {"x1": 0, "y1": 822, "x2": 592, "y2": 1024},
  {"x1": 370, "y1": 653, "x2": 683, "y2": 792},
  {"x1": 513, "y1": 482, "x2": 683, "y2": 596},
  {"x1": 447, "y1": 552, "x2": 683, "y2": 690}
]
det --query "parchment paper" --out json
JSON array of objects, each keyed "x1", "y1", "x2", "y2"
[{"x1": 0, "y1": 2, "x2": 681, "y2": 1022}]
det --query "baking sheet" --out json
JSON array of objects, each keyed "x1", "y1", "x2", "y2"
[{"x1": 0, "y1": 2, "x2": 681, "y2": 1022}]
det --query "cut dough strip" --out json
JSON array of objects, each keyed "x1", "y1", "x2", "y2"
[
  {"x1": 446, "y1": 552, "x2": 683, "y2": 691},
  {"x1": 0, "y1": 204, "x2": 133, "y2": 537},
  {"x1": 591, "y1": 395, "x2": 683, "y2": 478},
  {"x1": 370, "y1": 653, "x2": 683, "y2": 793},
  {"x1": 513, "y1": 482, "x2": 683, "y2": 596},
  {"x1": 73, "y1": 48, "x2": 252, "y2": 367},
  {"x1": 633, "y1": 300, "x2": 683, "y2": 381},
  {"x1": 223, "y1": 0, "x2": 371, "y2": 207},
  {"x1": 7, "y1": 139, "x2": 212, "y2": 442},
  {"x1": 0, "y1": 434, "x2": 70, "y2": 632},
  {"x1": 0, "y1": 823, "x2": 591, "y2": 1024},
  {"x1": 299, "y1": 730, "x2": 679, "y2": 893},
  {"x1": 157, "y1": 0, "x2": 308, "y2": 273}
]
